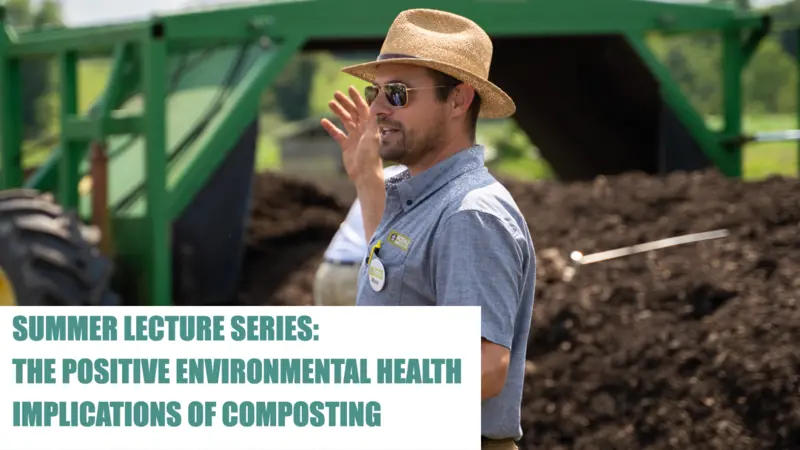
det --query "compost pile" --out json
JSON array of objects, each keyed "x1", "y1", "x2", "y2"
[
  {"x1": 236, "y1": 173, "x2": 352, "y2": 305},
  {"x1": 238, "y1": 168, "x2": 800, "y2": 449}
]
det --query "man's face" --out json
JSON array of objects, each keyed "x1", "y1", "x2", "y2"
[{"x1": 369, "y1": 64, "x2": 450, "y2": 167}]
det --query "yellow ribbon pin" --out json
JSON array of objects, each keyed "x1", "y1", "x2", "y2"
[{"x1": 367, "y1": 240, "x2": 382, "y2": 265}]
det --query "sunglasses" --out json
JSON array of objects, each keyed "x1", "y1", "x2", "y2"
[{"x1": 364, "y1": 82, "x2": 454, "y2": 108}]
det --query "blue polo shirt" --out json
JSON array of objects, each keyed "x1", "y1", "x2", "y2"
[{"x1": 356, "y1": 145, "x2": 537, "y2": 440}]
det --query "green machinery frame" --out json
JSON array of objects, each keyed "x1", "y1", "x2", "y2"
[{"x1": 0, "y1": 0, "x2": 794, "y2": 305}]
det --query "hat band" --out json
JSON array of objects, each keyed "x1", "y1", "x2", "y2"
[
  {"x1": 375, "y1": 51, "x2": 488, "y2": 81},
  {"x1": 377, "y1": 53, "x2": 417, "y2": 61}
]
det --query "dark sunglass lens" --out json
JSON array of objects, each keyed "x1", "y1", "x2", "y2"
[
  {"x1": 384, "y1": 84, "x2": 407, "y2": 107},
  {"x1": 365, "y1": 86, "x2": 379, "y2": 105}
]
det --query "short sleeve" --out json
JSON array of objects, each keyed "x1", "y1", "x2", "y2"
[{"x1": 431, "y1": 210, "x2": 524, "y2": 349}]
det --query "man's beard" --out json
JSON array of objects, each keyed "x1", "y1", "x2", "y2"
[
  {"x1": 379, "y1": 132, "x2": 406, "y2": 162},
  {"x1": 379, "y1": 119, "x2": 445, "y2": 166}
]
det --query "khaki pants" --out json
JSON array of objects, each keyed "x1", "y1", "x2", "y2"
[
  {"x1": 313, "y1": 261, "x2": 361, "y2": 306},
  {"x1": 482, "y1": 439, "x2": 518, "y2": 449}
]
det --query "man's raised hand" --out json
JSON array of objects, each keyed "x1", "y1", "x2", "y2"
[{"x1": 320, "y1": 86, "x2": 381, "y2": 183}]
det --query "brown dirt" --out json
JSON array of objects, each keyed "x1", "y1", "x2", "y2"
[
  {"x1": 237, "y1": 168, "x2": 800, "y2": 450},
  {"x1": 235, "y1": 173, "x2": 354, "y2": 306}
]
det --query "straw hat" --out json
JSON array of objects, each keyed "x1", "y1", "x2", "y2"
[{"x1": 341, "y1": 9, "x2": 516, "y2": 119}]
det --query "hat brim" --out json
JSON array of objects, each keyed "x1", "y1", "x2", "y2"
[{"x1": 341, "y1": 58, "x2": 516, "y2": 119}]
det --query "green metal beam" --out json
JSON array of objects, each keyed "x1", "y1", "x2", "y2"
[
  {"x1": 0, "y1": 0, "x2": 767, "y2": 59},
  {"x1": 142, "y1": 21, "x2": 170, "y2": 306},
  {"x1": 99, "y1": 44, "x2": 133, "y2": 118},
  {"x1": 8, "y1": 22, "x2": 146, "y2": 58},
  {"x1": 61, "y1": 116, "x2": 144, "y2": 141},
  {"x1": 741, "y1": 16, "x2": 771, "y2": 66},
  {"x1": 58, "y1": 50, "x2": 82, "y2": 209},
  {"x1": 626, "y1": 34, "x2": 739, "y2": 176},
  {"x1": 160, "y1": 0, "x2": 765, "y2": 44},
  {"x1": 721, "y1": 27, "x2": 745, "y2": 178},
  {"x1": 0, "y1": 26, "x2": 22, "y2": 189}
]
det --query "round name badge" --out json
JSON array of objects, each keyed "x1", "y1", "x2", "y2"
[{"x1": 368, "y1": 257, "x2": 386, "y2": 292}]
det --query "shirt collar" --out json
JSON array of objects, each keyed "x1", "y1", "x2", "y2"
[{"x1": 386, "y1": 145, "x2": 485, "y2": 211}]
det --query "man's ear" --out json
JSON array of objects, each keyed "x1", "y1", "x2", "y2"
[{"x1": 451, "y1": 85, "x2": 476, "y2": 118}]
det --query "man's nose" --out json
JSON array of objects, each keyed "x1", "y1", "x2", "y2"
[{"x1": 369, "y1": 92, "x2": 393, "y2": 116}]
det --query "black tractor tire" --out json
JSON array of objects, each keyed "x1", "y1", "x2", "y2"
[{"x1": 0, "y1": 188, "x2": 120, "y2": 306}]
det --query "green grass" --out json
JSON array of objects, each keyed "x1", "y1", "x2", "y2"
[
  {"x1": 707, "y1": 114, "x2": 799, "y2": 180},
  {"x1": 256, "y1": 133, "x2": 281, "y2": 172}
]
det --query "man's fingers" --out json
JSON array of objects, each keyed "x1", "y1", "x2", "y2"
[
  {"x1": 335, "y1": 90, "x2": 360, "y2": 119},
  {"x1": 328, "y1": 99, "x2": 353, "y2": 125},
  {"x1": 349, "y1": 85, "x2": 370, "y2": 118},
  {"x1": 320, "y1": 118, "x2": 347, "y2": 145},
  {"x1": 323, "y1": 87, "x2": 369, "y2": 146}
]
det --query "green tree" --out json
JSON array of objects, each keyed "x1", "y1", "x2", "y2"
[{"x1": 743, "y1": 36, "x2": 796, "y2": 114}]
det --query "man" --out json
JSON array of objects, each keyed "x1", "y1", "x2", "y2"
[
  {"x1": 313, "y1": 163, "x2": 407, "y2": 306},
  {"x1": 320, "y1": 8, "x2": 536, "y2": 449}
]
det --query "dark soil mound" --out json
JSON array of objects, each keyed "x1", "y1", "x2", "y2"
[
  {"x1": 237, "y1": 168, "x2": 800, "y2": 449},
  {"x1": 235, "y1": 172, "x2": 351, "y2": 306},
  {"x1": 503, "y1": 170, "x2": 800, "y2": 450}
]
